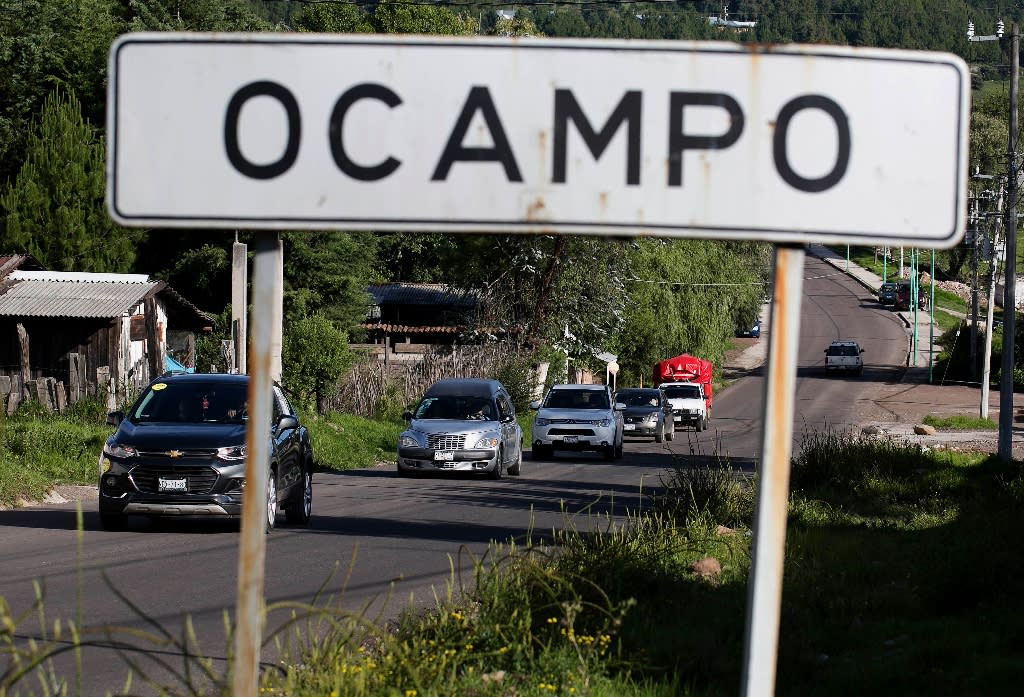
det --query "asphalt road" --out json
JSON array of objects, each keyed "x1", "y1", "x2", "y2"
[{"x1": 0, "y1": 255, "x2": 912, "y2": 695}]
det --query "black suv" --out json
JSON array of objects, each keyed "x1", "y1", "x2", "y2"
[{"x1": 98, "y1": 373, "x2": 313, "y2": 530}]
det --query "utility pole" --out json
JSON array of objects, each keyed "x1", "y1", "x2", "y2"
[
  {"x1": 969, "y1": 200, "x2": 980, "y2": 382},
  {"x1": 999, "y1": 23, "x2": 1019, "y2": 461},
  {"x1": 983, "y1": 218, "x2": 1002, "y2": 419}
]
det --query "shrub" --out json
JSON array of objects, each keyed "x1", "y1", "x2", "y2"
[{"x1": 653, "y1": 455, "x2": 755, "y2": 528}]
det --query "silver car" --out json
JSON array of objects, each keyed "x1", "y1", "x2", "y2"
[
  {"x1": 530, "y1": 384, "x2": 625, "y2": 460},
  {"x1": 397, "y1": 378, "x2": 523, "y2": 478}
]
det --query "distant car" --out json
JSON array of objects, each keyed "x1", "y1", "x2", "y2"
[
  {"x1": 824, "y1": 340, "x2": 864, "y2": 375},
  {"x1": 530, "y1": 384, "x2": 625, "y2": 460},
  {"x1": 735, "y1": 319, "x2": 762, "y2": 338},
  {"x1": 614, "y1": 387, "x2": 675, "y2": 443},
  {"x1": 894, "y1": 281, "x2": 927, "y2": 311},
  {"x1": 397, "y1": 378, "x2": 523, "y2": 478},
  {"x1": 877, "y1": 282, "x2": 898, "y2": 305},
  {"x1": 98, "y1": 373, "x2": 314, "y2": 530}
]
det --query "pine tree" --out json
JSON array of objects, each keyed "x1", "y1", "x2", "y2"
[{"x1": 0, "y1": 89, "x2": 141, "y2": 271}]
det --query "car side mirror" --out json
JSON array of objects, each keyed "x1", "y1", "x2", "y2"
[
  {"x1": 106, "y1": 411, "x2": 124, "y2": 427},
  {"x1": 860, "y1": 348, "x2": 865, "y2": 353},
  {"x1": 529, "y1": 400, "x2": 542, "y2": 410},
  {"x1": 276, "y1": 415, "x2": 299, "y2": 430},
  {"x1": 402, "y1": 410, "x2": 413, "y2": 421},
  {"x1": 614, "y1": 402, "x2": 626, "y2": 411}
]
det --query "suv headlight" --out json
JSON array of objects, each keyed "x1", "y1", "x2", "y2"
[
  {"x1": 103, "y1": 442, "x2": 138, "y2": 459},
  {"x1": 399, "y1": 433, "x2": 421, "y2": 448},
  {"x1": 473, "y1": 435, "x2": 500, "y2": 448},
  {"x1": 644, "y1": 413, "x2": 659, "y2": 423},
  {"x1": 216, "y1": 445, "x2": 246, "y2": 461},
  {"x1": 596, "y1": 418, "x2": 612, "y2": 427},
  {"x1": 535, "y1": 417, "x2": 552, "y2": 427}
]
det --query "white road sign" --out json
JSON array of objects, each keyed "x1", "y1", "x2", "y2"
[{"x1": 107, "y1": 33, "x2": 969, "y2": 246}]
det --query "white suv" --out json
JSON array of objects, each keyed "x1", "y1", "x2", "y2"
[
  {"x1": 824, "y1": 340, "x2": 864, "y2": 375},
  {"x1": 530, "y1": 384, "x2": 625, "y2": 460}
]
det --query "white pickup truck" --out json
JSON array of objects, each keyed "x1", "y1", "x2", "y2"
[
  {"x1": 824, "y1": 340, "x2": 864, "y2": 375},
  {"x1": 658, "y1": 382, "x2": 708, "y2": 432}
]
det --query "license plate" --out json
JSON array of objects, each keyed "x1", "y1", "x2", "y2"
[
  {"x1": 562, "y1": 435, "x2": 579, "y2": 444},
  {"x1": 433, "y1": 451, "x2": 455, "y2": 461},
  {"x1": 158, "y1": 477, "x2": 187, "y2": 492},
  {"x1": 623, "y1": 424, "x2": 636, "y2": 431}
]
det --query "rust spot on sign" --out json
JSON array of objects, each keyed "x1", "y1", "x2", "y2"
[{"x1": 526, "y1": 197, "x2": 547, "y2": 220}]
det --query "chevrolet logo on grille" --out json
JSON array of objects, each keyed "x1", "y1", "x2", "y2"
[{"x1": 167, "y1": 450, "x2": 183, "y2": 458}]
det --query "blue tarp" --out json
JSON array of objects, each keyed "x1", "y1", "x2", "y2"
[{"x1": 164, "y1": 354, "x2": 194, "y2": 374}]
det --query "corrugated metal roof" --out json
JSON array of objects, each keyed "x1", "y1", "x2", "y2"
[
  {"x1": 0, "y1": 276, "x2": 158, "y2": 318},
  {"x1": 367, "y1": 283, "x2": 478, "y2": 307}
]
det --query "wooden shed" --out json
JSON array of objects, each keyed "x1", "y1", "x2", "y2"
[{"x1": 0, "y1": 263, "x2": 213, "y2": 412}]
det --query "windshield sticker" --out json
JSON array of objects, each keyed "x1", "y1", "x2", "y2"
[{"x1": 151, "y1": 383, "x2": 167, "y2": 390}]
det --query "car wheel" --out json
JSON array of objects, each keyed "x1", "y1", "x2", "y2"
[
  {"x1": 99, "y1": 512, "x2": 126, "y2": 530},
  {"x1": 655, "y1": 424, "x2": 665, "y2": 443},
  {"x1": 508, "y1": 444, "x2": 523, "y2": 476},
  {"x1": 603, "y1": 444, "x2": 616, "y2": 461},
  {"x1": 489, "y1": 449, "x2": 504, "y2": 480},
  {"x1": 615, "y1": 440, "x2": 624, "y2": 459},
  {"x1": 266, "y1": 471, "x2": 278, "y2": 532},
  {"x1": 286, "y1": 468, "x2": 313, "y2": 525},
  {"x1": 666, "y1": 423, "x2": 674, "y2": 441}
]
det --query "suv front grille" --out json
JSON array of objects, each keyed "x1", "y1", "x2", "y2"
[
  {"x1": 427, "y1": 434, "x2": 466, "y2": 450},
  {"x1": 550, "y1": 427, "x2": 596, "y2": 436},
  {"x1": 130, "y1": 464, "x2": 220, "y2": 494}
]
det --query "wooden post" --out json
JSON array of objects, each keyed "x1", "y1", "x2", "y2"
[
  {"x1": 96, "y1": 366, "x2": 113, "y2": 411},
  {"x1": 55, "y1": 380, "x2": 67, "y2": 412},
  {"x1": 16, "y1": 323, "x2": 30, "y2": 399},
  {"x1": 69, "y1": 353, "x2": 82, "y2": 403},
  {"x1": 0, "y1": 375, "x2": 10, "y2": 413},
  {"x1": 145, "y1": 296, "x2": 163, "y2": 382}
]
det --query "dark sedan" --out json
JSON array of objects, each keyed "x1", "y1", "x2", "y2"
[
  {"x1": 614, "y1": 388, "x2": 675, "y2": 443},
  {"x1": 97, "y1": 373, "x2": 313, "y2": 530}
]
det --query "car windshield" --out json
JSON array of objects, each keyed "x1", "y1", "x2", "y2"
[
  {"x1": 827, "y1": 345, "x2": 860, "y2": 356},
  {"x1": 130, "y1": 381, "x2": 249, "y2": 424},
  {"x1": 413, "y1": 395, "x2": 495, "y2": 421},
  {"x1": 544, "y1": 389, "x2": 610, "y2": 410},
  {"x1": 616, "y1": 391, "x2": 660, "y2": 407},
  {"x1": 661, "y1": 385, "x2": 701, "y2": 399}
]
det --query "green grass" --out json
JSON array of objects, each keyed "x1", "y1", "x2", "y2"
[
  {"x1": 922, "y1": 414, "x2": 998, "y2": 430},
  {"x1": 0, "y1": 403, "x2": 110, "y2": 507},
  {"x1": 304, "y1": 410, "x2": 403, "y2": 471}
]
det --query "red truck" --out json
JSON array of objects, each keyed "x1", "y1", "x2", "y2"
[{"x1": 652, "y1": 354, "x2": 714, "y2": 417}]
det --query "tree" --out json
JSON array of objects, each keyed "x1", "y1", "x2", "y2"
[
  {"x1": 0, "y1": 0, "x2": 122, "y2": 188},
  {"x1": 609, "y1": 239, "x2": 770, "y2": 386},
  {"x1": 282, "y1": 314, "x2": 354, "y2": 414},
  {"x1": 281, "y1": 232, "x2": 376, "y2": 334},
  {"x1": 1, "y1": 89, "x2": 140, "y2": 271}
]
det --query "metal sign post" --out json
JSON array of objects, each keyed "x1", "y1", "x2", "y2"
[
  {"x1": 231, "y1": 232, "x2": 277, "y2": 696},
  {"x1": 740, "y1": 245, "x2": 805, "y2": 697}
]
